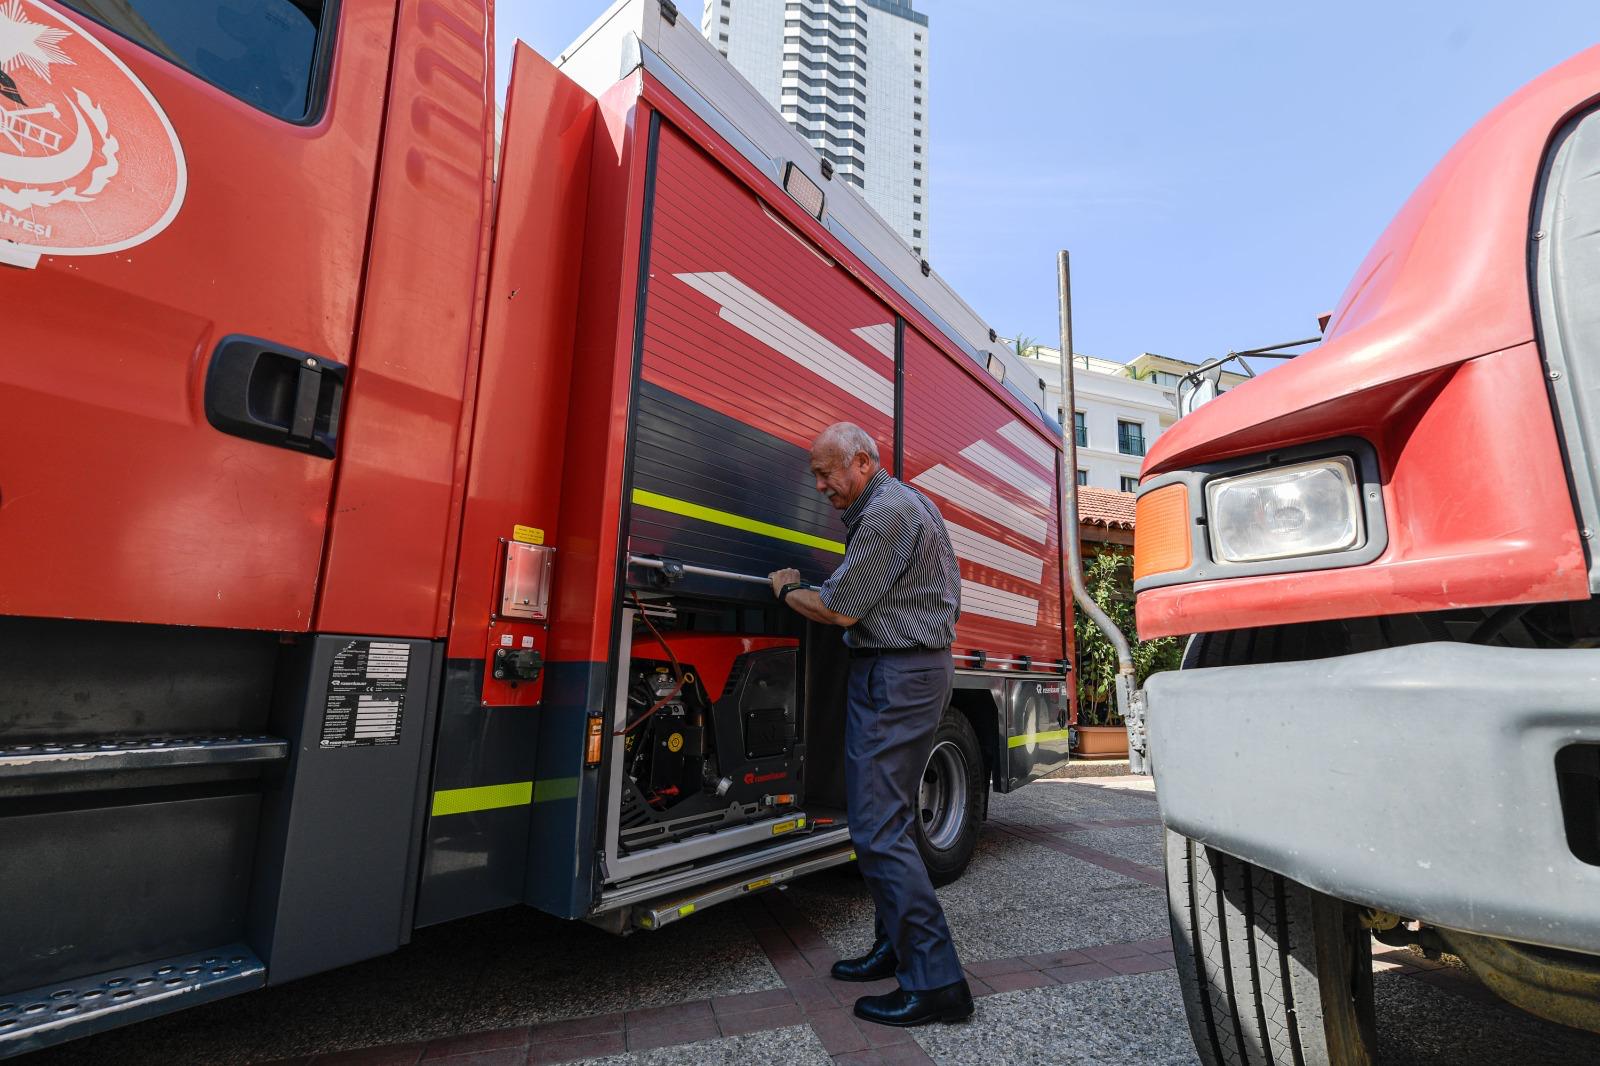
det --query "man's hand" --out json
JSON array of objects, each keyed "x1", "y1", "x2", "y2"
[{"x1": 769, "y1": 568, "x2": 802, "y2": 597}]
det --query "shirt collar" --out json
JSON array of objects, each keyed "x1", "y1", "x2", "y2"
[{"x1": 842, "y1": 468, "x2": 892, "y2": 527}]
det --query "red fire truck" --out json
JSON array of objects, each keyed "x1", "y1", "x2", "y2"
[
  {"x1": 0, "y1": 0, "x2": 1076, "y2": 1055},
  {"x1": 1135, "y1": 43, "x2": 1600, "y2": 1065}
]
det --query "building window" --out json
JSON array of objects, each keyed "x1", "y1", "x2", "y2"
[
  {"x1": 913, "y1": 179, "x2": 922, "y2": 187},
  {"x1": 1117, "y1": 420, "x2": 1146, "y2": 456},
  {"x1": 914, "y1": 65, "x2": 922, "y2": 73},
  {"x1": 1073, "y1": 411, "x2": 1087, "y2": 447},
  {"x1": 914, "y1": 112, "x2": 922, "y2": 120},
  {"x1": 913, "y1": 80, "x2": 922, "y2": 89},
  {"x1": 721, "y1": 14, "x2": 729, "y2": 22},
  {"x1": 913, "y1": 229, "x2": 922, "y2": 238},
  {"x1": 914, "y1": 96, "x2": 922, "y2": 105},
  {"x1": 913, "y1": 145, "x2": 921, "y2": 153},
  {"x1": 913, "y1": 212, "x2": 921, "y2": 220},
  {"x1": 720, "y1": 32, "x2": 729, "y2": 41},
  {"x1": 913, "y1": 195, "x2": 922, "y2": 204},
  {"x1": 1120, "y1": 475, "x2": 1139, "y2": 493},
  {"x1": 913, "y1": 162, "x2": 922, "y2": 170},
  {"x1": 1077, "y1": 469, "x2": 1089, "y2": 486},
  {"x1": 913, "y1": 128, "x2": 922, "y2": 136}
]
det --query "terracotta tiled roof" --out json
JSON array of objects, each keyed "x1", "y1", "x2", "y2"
[{"x1": 1078, "y1": 486, "x2": 1136, "y2": 530}]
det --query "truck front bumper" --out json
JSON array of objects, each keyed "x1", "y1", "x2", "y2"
[{"x1": 1149, "y1": 642, "x2": 1600, "y2": 954}]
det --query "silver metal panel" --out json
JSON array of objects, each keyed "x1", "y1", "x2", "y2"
[
  {"x1": 597, "y1": 824, "x2": 854, "y2": 911},
  {"x1": 0, "y1": 944, "x2": 264, "y2": 1059},
  {"x1": 1150, "y1": 642, "x2": 1600, "y2": 953},
  {"x1": 554, "y1": 0, "x2": 1050, "y2": 422},
  {"x1": 0, "y1": 735, "x2": 287, "y2": 780},
  {"x1": 636, "y1": 842, "x2": 857, "y2": 930}
]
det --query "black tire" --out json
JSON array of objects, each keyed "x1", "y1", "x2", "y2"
[
  {"x1": 915, "y1": 706, "x2": 984, "y2": 885},
  {"x1": 1165, "y1": 832, "x2": 1377, "y2": 1066}
]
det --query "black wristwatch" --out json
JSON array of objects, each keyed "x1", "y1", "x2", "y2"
[{"x1": 778, "y1": 581, "x2": 807, "y2": 604}]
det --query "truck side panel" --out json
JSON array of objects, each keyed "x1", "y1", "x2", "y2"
[
  {"x1": 314, "y1": 0, "x2": 498, "y2": 639},
  {"x1": 627, "y1": 120, "x2": 897, "y2": 592},
  {"x1": 415, "y1": 44, "x2": 599, "y2": 926}
]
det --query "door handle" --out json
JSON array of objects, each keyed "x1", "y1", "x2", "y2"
[{"x1": 204, "y1": 335, "x2": 348, "y2": 459}]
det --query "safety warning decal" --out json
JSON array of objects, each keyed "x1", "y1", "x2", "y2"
[
  {"x1": 321, "y1": 641, "x2": 410, "y2": 748},
  {"x1": 0, "y1": 0, "x2": 187, "y2": 267}
]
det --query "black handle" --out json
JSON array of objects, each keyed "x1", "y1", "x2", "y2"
[{"x1": 204, "y1": 335, "x2": 347, "y2": 459}]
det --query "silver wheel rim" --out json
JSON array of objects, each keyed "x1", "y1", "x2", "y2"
[{"x1": 919, "y1": 739, "x2": 969, "y2": 851}]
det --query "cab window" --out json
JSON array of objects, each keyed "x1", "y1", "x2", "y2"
[{"x1": 58, "y1": 0, "x2": 333, "y2": 122}]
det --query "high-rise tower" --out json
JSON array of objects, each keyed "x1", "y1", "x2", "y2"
[{"x1": 704, "y1": 0, "x2": 929, "y2": 256}]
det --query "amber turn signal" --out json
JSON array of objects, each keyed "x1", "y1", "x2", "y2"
[
  {"x1": 585, "y1": 715, "x2": 605, "y2": 766},
  {"x1": 1133, "y1": 484, "x2": 1193, "y2": 582}
]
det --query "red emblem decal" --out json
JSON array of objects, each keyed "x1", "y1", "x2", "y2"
[
  {"x1": 0, "y1": 0, "x2": 185, "y2": 266},
  {"x1": 744, "y1": 770, "x2": 786, "y2": 785}
]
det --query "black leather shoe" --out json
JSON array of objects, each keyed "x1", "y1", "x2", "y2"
[
  {"x1": 853, "y1": 979, "x2": 974, "y2": 1026},
  {"x1": 830, "y1": 938, "x2": 898, "y2": 982}
]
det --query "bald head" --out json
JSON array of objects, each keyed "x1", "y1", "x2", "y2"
[{"x1": 810, "y1": 423, "x2": 881, "y2": 511}]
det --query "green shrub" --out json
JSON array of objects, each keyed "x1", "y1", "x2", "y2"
[{"x1": 1073, "y1": 550, "x2": 1184, "y2": 725}]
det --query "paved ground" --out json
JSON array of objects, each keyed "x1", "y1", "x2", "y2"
[{"x1": 26, "y1": 775, "x2": 1600, "y2": 1065}]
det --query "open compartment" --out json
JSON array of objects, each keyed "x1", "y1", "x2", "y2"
[{"x1": 600, "y1": 580, "x2": 852, "y2": 886}]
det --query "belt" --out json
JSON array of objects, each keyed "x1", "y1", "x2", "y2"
[{"x1": 847, "y1": 646, "x2": 949, "y2": 659}]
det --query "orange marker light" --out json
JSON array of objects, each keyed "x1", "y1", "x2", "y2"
[
  {"x1": 1134, "y1": 484, "x2": 1193, "y2": 582},
  {"x1": 585, "y1": 716, "x2": 604, "y2": 766}
]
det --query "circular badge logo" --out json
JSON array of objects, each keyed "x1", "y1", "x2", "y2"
[{"x1": 0, "y1": 0, "x2": 186, "y2": 259}]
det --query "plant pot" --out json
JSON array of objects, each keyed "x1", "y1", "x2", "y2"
[{"x1": 1073, "y1": 724, "x2": 1129, "y2": 759}]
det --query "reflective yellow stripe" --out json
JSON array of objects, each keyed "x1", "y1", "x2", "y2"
[
  {"x1": 431, "y1": 781, "x2": 532, "y2": 816},
  {"x1": 533, "y1": 776, "x2": 579, "y2": 803},
  {"x1": 432, "y1": 777, "x2": 580, "y2": 817},
  {"x1": 1008, "y1": 728, "x2": 1074, "y2": 749},
  {"x1": 632, "y1": 489, "x2": 846, "y2": 555}
]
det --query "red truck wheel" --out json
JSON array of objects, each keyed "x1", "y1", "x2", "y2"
[{"x1": 1165, "y1": 830, "x2": 1377, "y2": 1066}]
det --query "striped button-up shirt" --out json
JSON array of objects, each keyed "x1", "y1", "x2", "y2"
[{"x1": 819, "y1": 469, "x2": 961, "y2": 650}]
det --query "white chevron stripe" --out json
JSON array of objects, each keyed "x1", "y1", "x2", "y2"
[
  {"x1": 960, "y1": 580, "x2": 1039, "y2": 626},
  {"x1": 675, "y1": 271, "x2": 894, "y2": 416},
  {"x1": 999, "y1": 421, "x2": 1056, "y2": 471},
  {"x1": 912, "y1": 465, "x2": 1048, "y2": 543},
  {"x1": 851, "y1": 323, "x2": 895, "y2": 360},
  {"x1": 947, "y1": 521, "x2": 1044, "y2": 583},
  {"x1": 960, "y1": 440, "x2": 1052, "y2": 504}
]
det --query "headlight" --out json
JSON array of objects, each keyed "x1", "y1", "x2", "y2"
[{"x1": 1205, "y1": 457, "x2": 1363, "y2": 563}]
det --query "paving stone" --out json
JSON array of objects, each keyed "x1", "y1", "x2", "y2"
[
  {"x1": 710, "y1": 987, "x2": 794, "y2": 1016},
  {"x1": 1066, "y1": 825, "x2": 1165, "y2": 870},
  {"x1": 910, "y1": 970, "x2": 1199, "y2": 1065},
  {"x1": 621, "y1": 1014, "x2": 718, "y2": 1052},
  {"x1": 715, "y1": 1002, "x2": 805, "y2": 1036},
  {"x1": 422, "y1": 1028, "x2": 529, "y2": 1060},
  {"x1": 568, "y1": 1024, "x2": 831, "y2": 1066},
  {"x1": 527, "y1": 1033, "x2": 625, "y2": 1065}
]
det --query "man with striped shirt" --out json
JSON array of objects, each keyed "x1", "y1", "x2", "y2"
[{"x1": 769, "y1": 422, "x2": 973, "y2": 1028}]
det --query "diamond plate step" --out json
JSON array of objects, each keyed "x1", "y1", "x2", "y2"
[
  {"x1": 0, "y1": 945, "x2": 265, "y2": 1058},
  {"x1": 0, "y1": 735, "x2": 287, "y2": 780}
]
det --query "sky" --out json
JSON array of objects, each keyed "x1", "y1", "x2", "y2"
[{"x1": 494, "y1": 1, "x2": 1599, "y2": 366}]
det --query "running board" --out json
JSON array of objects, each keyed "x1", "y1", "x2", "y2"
[
  {"x1": 0, "y1": 735, "x2": 288, "y2": 781},
  {"x1": 0, "y1": 945, "x2": 265, "y2": 1059},
  {"x1": 634, "y1": 842, "x2": 857, "y2": 930}
]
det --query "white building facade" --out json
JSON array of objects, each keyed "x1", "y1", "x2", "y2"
[
  {"x1": 704, "y1": 0, "x2": 930, "y2": 256},
  {"x1": 1017, "y1": 346, "x2": 1177, "y2": 493}
]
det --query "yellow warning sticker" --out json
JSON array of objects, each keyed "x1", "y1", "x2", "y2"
[
  {"x1": 744, "y1": 877, "x2": 774, "y2": 892},
  {"x1": 772, "y1": 819, "x2": 800, "y2": 836},
  {"x1": 667, "y1": 733, "x2": 684, "y2": 753},
  {"x1": 678, "y1": 903, "x2": 696, "y2": 918},
  {"x1": 513, "y1": 524, "x2": 545, "y2": 545}
]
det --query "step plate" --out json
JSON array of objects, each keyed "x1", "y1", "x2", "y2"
[
  {"x1": 637, "y1": 843, "x2": 857, "y2": 930},
  {"x1": 0, "y1": 735, "x2": 288, "y2": 780},
  {"x1": 0, "y1": 944, "x2": 265, "y2": 1059}
]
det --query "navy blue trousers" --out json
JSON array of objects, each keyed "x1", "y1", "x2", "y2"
[{"x1": 845, "y1": 649, "x2": 965, "y2": 991}]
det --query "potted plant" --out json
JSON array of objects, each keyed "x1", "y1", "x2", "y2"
[{"x1": 1073, "y1": 550, "x2": 1183, "y2": 757}]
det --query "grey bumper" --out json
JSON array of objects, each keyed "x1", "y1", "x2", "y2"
[{"x1": 1149, "y1": 642, "x2": 1600, "y2": 953}]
